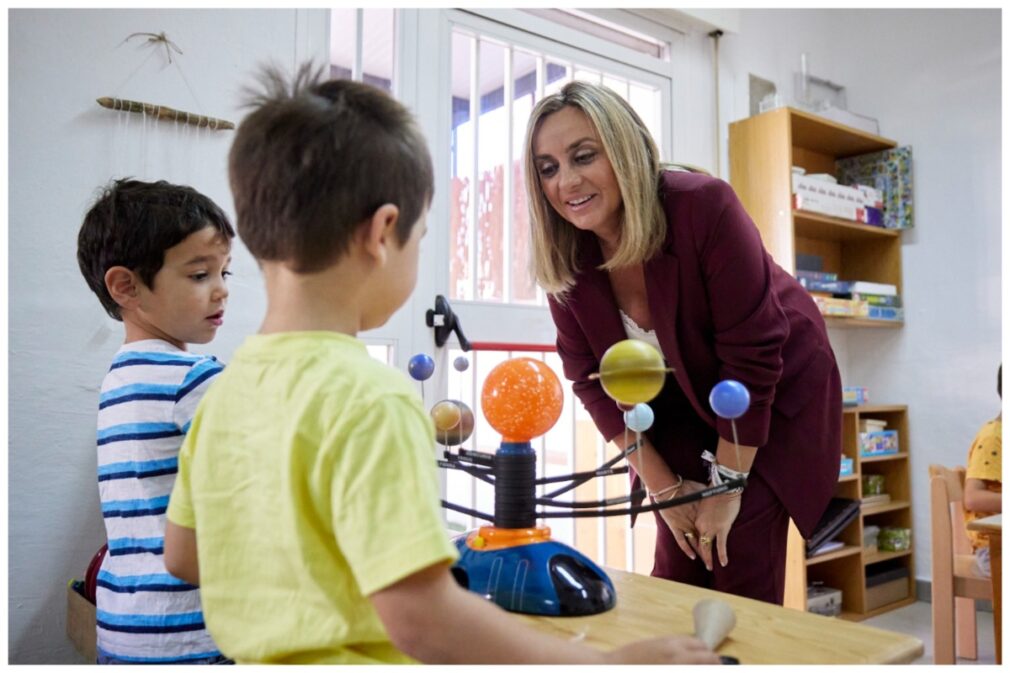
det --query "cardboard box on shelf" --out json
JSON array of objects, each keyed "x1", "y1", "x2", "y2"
[
  {"x1": 860, "y1": 419, "x2": 888, "y2": 433},
  {"x1": 792, "y1": 174, "x2": 861, "y2": 221},
  {"x1": 812, "y1": 295, "x2": 861, "y2": 317},
  {"x1": 853, "y1": 184, "x2": 884, "y2": 209},
  {"x1": 66, "y1": 580, "x2": 96, "y2": 663},
  {"x1": 865, "y1": 564, "x2": 910, "y2": 611},
  {"x1": 842, "y1": 386, "x2": 869, "y2": 406},
  {"x1": 807, "y1": 583, "x2": 843, "y2": 617},
  {"x1": 836, "y1": 146, "x2": 914, "y2": 230},
  {"x1": 859, "y1": 430, "x2": 899, "y2": 456},
  {"x1": 840, "y1": 455, "x2": 854, "y2": 477}
]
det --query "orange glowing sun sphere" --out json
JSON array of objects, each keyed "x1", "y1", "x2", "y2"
[{"x1": 480, "y1": 357, "x2": 564, "y2": 442}]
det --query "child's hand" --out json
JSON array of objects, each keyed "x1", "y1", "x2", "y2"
[{"x1": 604, "y1": 635, "x2": 722, "y2": 664}]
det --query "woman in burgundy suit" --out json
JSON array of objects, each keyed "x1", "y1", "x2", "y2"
[{"x1": 522, "y1": 81, "x2": 841, "y2": 604}]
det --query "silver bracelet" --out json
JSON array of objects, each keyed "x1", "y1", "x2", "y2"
[{"x1": 701, "y1": 450, "x2": 747, "y2": 494}]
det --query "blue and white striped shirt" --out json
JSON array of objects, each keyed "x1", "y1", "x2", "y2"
[{"x1": 94, "y1": 340, "x2": 224, "y2": 663}]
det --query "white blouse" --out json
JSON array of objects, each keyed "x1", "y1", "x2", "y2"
[{"x1": 619, "y1": 309, "x2": 663, "y2": 355}]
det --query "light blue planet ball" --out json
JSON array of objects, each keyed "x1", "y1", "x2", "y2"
[{"x1": 623, "y1": 403, "x2": 655, "y2": 432}]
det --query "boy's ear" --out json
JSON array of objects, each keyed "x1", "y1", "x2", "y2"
[
  {"x1": 105, "y1": 266, "x2": 141, "y2": 312},
  {"x1": 362, "y1": 203, "x2": 400, "y2": 264}
]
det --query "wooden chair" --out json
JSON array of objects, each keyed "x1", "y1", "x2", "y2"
[{"x1": 929, "y1": 464, "x2": 993, "y2": 663}]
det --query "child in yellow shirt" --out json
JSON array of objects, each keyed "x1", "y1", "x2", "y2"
[{"x1": 964, "y1": 364, "x2": 1002, "y2": 576}]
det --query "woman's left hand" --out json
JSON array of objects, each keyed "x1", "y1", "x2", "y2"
[{"x1": 693, "y1": 491, "x2": 742, "y2": 571}]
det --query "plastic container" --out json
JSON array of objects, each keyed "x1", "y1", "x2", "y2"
[
  {"x1": 862, "y1": 474, "x2": 885, "y2": 495},
  {"x1": 863, "y1": 525, "x2": 880, "y2": 551},
  {"x1": 878, "y1": 527, "x2": 911, "y2": 552}
]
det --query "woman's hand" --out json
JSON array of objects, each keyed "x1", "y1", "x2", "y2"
[
  {"x1": 656, "y1": 479, "x2": 708, "y2": 561},
  {"x1": 693, "y1": 491, "x2": 742, "y2": 571}
]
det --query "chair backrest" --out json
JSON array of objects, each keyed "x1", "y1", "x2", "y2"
[{"x1": 929, "y1": 464, "x2": 973, "y2": 556}]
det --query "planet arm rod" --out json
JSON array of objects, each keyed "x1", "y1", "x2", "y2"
[
  {"x1": 534, "y1": 489, "x2": 645, "y2": 508},
  {"x1": 541, "y1": 441, "x2": 639, "y2": 498},
  {"x1": 441, "y1": 500, "x2": 494, "y2": 522},
  {"x1": 533, "y1": 464, "x2": 629, "y2": 485},
  {"x1": 535, "y1": 478, "x2": 746, "y2": 518},
  {"x1": 437, "y1": 460, "x2": 495, "y2": 484}
]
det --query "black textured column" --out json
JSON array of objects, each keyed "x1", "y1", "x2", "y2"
[{"x1": 493, "y1": 442, "x2": 537, "y2": 529}]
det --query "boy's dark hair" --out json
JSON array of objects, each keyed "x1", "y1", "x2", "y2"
[
  {"x1": 228, "y1": 63, "x2": 434, "y2": 272},
  {"x1": 77, "y1": 179, "x2": 235, "y2": 320}
]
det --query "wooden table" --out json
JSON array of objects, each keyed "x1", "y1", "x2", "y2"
[
  {"x1": 967, "y1": 513, "x2": 1002, "y2": 663},
  {"x1": 520, "y1": 567, "x2": 923, "y2": 664}
]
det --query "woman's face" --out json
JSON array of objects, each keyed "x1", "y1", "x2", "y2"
[{"x1": 532, "y1": 106, "x2": 623, "y2": 241}]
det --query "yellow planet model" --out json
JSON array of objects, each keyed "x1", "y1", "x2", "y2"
[{"x1": 596, "y1": 339, "x2": 668, "y2": 405}]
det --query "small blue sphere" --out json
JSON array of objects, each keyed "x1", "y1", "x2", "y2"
[
  {"x1": 709, "y1": 380, "x2": 750, "y2": 420},
  {"x1": 453, "y1": 356, "x2": 470, "y2": 372},
  {"x1": 624, "y1": 403, "x2": 655, "y2": 433},
  {"x1": 408, "y1": 353, "x2": 435, "y2": 381}
]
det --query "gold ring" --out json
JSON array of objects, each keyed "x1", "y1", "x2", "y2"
[
  {"x1": 684, "y1": 532, "x2": 695, "y2": 539},
  {"x1": 699, "y1": 536, "x2": 712, "y2": 545}
]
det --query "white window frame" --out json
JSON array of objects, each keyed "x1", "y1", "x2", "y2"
[{"x1": 429, "y1": 9, "x2": 675, "y2": 346}]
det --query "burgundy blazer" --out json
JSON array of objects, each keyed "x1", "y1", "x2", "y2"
[{"x1": 548, "y1": 171, "x2": 842, "y2": 537}]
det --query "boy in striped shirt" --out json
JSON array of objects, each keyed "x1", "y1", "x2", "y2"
[{"x1": 77, "y1": 179, "x2": 234, "y2": 664}]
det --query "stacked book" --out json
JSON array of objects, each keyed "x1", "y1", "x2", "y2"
[
  {"x1": 806, "y1": 497, "x2": 860, "y2": 557},
  {"x1": 795, "y1": 271, "x2": 903, "y2": 322}
]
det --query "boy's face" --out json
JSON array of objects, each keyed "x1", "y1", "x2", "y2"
[
  {"x1": 133, "y1": 225, "x2": 232, "y2": 349},
  {"x1": 365, "y1": 215, "x2": 427, "y2": 331}
]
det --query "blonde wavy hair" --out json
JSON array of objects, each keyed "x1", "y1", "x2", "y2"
[{"x1": 524, "y1": 81, "x2": 666, "y2": 296}]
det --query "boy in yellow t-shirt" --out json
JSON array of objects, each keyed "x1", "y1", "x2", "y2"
[
  {"x1": 964, "y1": 363, "x2": 1002, "y2": 577},
  {"x1": 162, "y1": 64, "x2": 717, "y2": 665}
]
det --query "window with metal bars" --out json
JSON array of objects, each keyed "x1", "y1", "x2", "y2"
[{"x1": 448, "y1": 29, "x2": 665, "y2": 307}]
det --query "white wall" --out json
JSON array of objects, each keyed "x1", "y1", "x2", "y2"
[
  {"x1": 714, "y1": 9, "x2": 1002, "y2": 584},
  {"x1": 8, "y1": 9, "x2": 328, "y2": 663},
  {"x1": 7, "y1": 8, "x2": 1001, "y2": 663}
]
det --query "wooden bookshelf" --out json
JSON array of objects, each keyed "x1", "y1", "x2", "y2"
[
  {"x1": 728, "y1": 106, "x2": 904, "y2": 314},
  {"x1": 780, "y1": 405, "x2": 914, "y2": 620},
  {"x1": 729, "y1": 110, "x2": 913, "y2": 620}
]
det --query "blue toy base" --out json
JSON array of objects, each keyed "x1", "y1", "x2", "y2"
[{"x1": 450, "y1": 533, "x2": 616, "y2": 616}]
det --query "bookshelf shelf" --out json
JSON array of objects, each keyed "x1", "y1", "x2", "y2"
[
  {"x1": 847, "y1": 404, "x2": 908, "y2": 414},
  {"x1": 794, "y1": 210, "x2": 901, "y2": 242},
  {"x1": 823, "y1": 316, "x2": 903, "y2": 329},
  {"x1": 862, "y1": 500, "x2": 911, "y2": 516},
  {"x1": 838, "y1": 597, "x2": 918, "y2": 622},
  {"x1": 806, "y1": 545, "x2": 862, "y2": 566},
  {"x1": 864, "y1": 549, "x2": 913, "y2": 565},
  {"x1": 860, "y1": 452, "x2": 909, "y2": 463},
  {"x1": 788, "y1": 107, "x2": 896, "y2": 156}
]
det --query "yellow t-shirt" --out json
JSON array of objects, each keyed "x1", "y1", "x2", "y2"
[
  {"x1": 167, "y1": 332, "x2": 458, "y2": 663},
  {"x1": 964, "y1": 418, "x2": 1002, "y2": 550}
]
